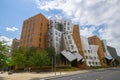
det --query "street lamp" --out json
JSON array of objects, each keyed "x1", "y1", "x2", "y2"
[{"x1": 54, "y1": 53, "x2": 56, "y2": 75}]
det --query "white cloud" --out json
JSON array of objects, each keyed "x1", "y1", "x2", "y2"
[
  {"x1": 80, "y1": 26, "x2": 96, "y2": 37},
  {"x1": 6, "y1": 27, "x2": 18, "y2": 32},
  {"x1": 35, "y1": 0, "x2": 120, "y2": 55},
  {"x1": 0, "y1": 35, "x2": 13, "y2": 46}
]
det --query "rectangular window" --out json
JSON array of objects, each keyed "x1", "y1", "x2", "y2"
[
  {"x1": 69, "y1": 40, "x2": 72, "y2": 44},
  {"x1": 40, "y1": 33, "x2": 42, "y2": 36},
  {"x1": 55, "y1": 31, "x2": 57, "y2": 35},
  {"x1": 71, "y1": 45, "x2": 74, "y2": 49},
  {"x1": 67, "y1": 26, "x2": 70, "y2": 30},
  {"x1": 30, "y1": 38, "x2": 32, "y2": 42},
  {"x1": 68, "y1": 35, "x2": 71, "y2": 39},
  {"x1": 32, "y1": 28, "x2": 34, "y2": 33},
  {"x1": 88, "y1": 50, "x2": 90, "y2": 53},
  {"x1": 68, "y1": 22, "x2": 70, "y2": 25},
  {"x1": 56, "y1": 43, "x2": 58, "y2": 47},
  {"x1": 86, "y1": 56, "x2": 88, "y2": 59},
  {"x1": 56, "y1": 37, "x2": 58, "y2": 41}
]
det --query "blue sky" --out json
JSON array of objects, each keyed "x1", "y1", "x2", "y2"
[
  {"x1": 0, "y1": 0, "x2": 65, "y2": 39},
  {"x1": 0, "y1": 0, "x2": 120, "y2": 55},
  {"x1": 0, "y1": 0, "x2": 48, "y2": 39}
]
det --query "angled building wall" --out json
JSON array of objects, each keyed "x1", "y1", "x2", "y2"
[
  {"x1": 81, "y1": 36, "x2": 101, "y2": 67},
  {"x1": 72, "y1": 25, "x2": 87, "y2": 68},
  {"x1": 88, "y1": 36, "x2": 106, "y2": 66},
  {"x1": 107, "y1": 46, "x2": 118, "y2": 59}
]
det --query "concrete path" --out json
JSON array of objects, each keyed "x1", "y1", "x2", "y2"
[{"x1": 0, "y1": 70, "x2": 88, "y2": 80}]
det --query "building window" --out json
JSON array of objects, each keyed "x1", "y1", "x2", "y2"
[
  {"x1": 71, "y1": 45, "x2": 74, "y2": 49},
  {"x1": 69, "y1": 40, "x2": 72, "y2": 44},
  {"x1": 30, "y1": 38, "x2": 32, "y2": 42},
  {"x1": 56, "y1": 43, "x2": 58, "y2": 47},
  {"x1": 32, "y1": 28, "x2": 34, "y2": 33},
  {"x1": 94, "y1": 56, "x2": 96, "y2": 59},
  {"x1": 68, "y1": 35, "x2": 71, "y2": 39},
  {"x1": 56, "y1": 37, "x2": 58, "y2": 41},
  {"x1": 86, "y1": 56, "x2": 88, "y2": 59},
  {"x1": 67, "y1": 26, "x2": 70, "y2": 30},
  {"x1": 89, "y1": 61, "x2": 91, "y2": 65},
  {"x1": 55, "y1": 31, "x2": 57, "y2": 35},
  {"x1": 40, "y1": 33, "x2": 42, "y2": 36},
  {"x1": 30, "y1": 44, "x2": 32, "y2": 47},
  {"x1": 50, "y1": 32, "x2": 52, "y2": 35},
  {"x1": 95, "y1": 62, "x2": 98, "y2": 65},
  {"x1": 88, "y1": 50, "x2": 90, "y2": 53},
  {"x1": 59, "y1": 33, "x2": 61, "y2": 37},
  {"x1": 68, "y1": 22, "x2": 70, "y2": 25}
]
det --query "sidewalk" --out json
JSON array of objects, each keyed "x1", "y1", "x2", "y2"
[{"x1": 0, "y1": 70, "x2": 88, "y2": 80}]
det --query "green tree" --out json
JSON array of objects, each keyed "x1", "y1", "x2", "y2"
[
  {"x1": 25, "y1": 47, "x2": 37, "y2": 66},
  {"x1": 45, "y1": 47, "x2": 55, "y2": 57},
  {"x1": 0, "y1": 41, "x2": 9, "y2": 68},
  {"x1": 12, "y1": 47, "x2": 27, "y2": 68},
  {"x1": 45, "y1": 47, "x2": 56, "y2": 65},
  {"x1": 29, "y1": 50, "x2": 50, "y2": 67}
]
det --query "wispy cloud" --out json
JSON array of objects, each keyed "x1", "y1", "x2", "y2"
[{"x1": 6, "y1": 27, "x2": 18, "y2": 32}]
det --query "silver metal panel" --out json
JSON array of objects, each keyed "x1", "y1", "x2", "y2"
[{"x1": 61, "y1": 50, "x2": 76, "y2": 62}]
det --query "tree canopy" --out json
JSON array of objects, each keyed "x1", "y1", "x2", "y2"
[
  {"x1": 11, "y1": 47, "x2": 51, "y2": 69},
  {"x1": 0, "y1": 41, "x2": 9, "y2": 68}
]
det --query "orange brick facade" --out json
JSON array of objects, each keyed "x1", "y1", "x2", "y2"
[
  {"x1": 20, "y1": 13, "x2": 49, "y2": 49},
  {"x1": 88, "y1": 36, "x2": 106, "y2": 66},
  {"x1": 72, "y1": 25, "x2": 87, "y2": 68}
]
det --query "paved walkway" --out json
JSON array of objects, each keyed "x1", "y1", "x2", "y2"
[{"x1": 0, "y1": 70, "x2": 88, "y2": 80}]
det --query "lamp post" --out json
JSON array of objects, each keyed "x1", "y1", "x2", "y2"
[
  {"x1": 52, "y1": 56, "x2": 54, "y2": 72},
  {"x1": 54, "y1": 53, "x2": 56, "y2": 75}
]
